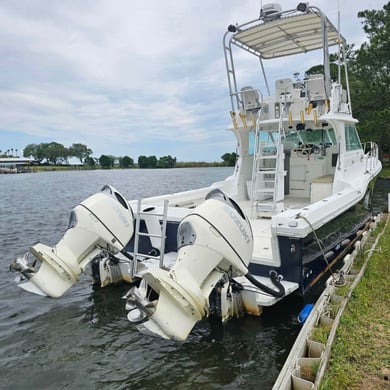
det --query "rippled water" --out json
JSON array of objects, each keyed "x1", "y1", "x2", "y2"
[{"x1": 0, "y1": 168, "x2": 304, "y2": 389}]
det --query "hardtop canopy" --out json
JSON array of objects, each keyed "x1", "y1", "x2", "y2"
[{"x1": 231, "y1": 6, "x2": 345, "y2": 59}]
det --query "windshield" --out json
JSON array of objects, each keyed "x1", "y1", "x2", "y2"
[
  {"x1": 248, "y1": 126, "x2": 336, "y2": 155},
  {"x1": 284, "y1": 128, "x2": 336, "y2": 147}
]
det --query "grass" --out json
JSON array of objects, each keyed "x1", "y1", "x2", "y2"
[
  {"x1": 311, "y1": 325, "x2": 332, "y2": 345},
  {"x1": 31, "y1": 165, "x2": 83, "y2": 172},
  {"x1": 319, "y1": 217, "x2": 390, "y2": 389},
  {"x1": 380, "y1": 165, "x2": 390, "y2": 178},
  {"x1": 334, "y1": 284, "x2": 351, "y2": 297}
]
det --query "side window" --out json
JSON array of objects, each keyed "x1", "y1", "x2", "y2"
[
  {"x1": 345, "y1": 124, "x2": 362, "y2": 151},
  {"x1": 327, "y1": 128, "x2": 337, "y2": 145}
]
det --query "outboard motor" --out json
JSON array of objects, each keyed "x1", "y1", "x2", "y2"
[
  {"x1": 10, "y1": 185, "x2": 134, "y2": 298},
  {"x1": 126, "y1": 190, "x2": 254, "y2": 341}
]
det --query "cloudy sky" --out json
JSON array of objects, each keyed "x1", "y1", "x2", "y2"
[{"x1": 0, "y1": 0, "x2": 386, "y2": 162}]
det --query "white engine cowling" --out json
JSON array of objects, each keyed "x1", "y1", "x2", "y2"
[
  {"x1": 11, "y1": 185, "x2": 134, "y2": 298},
  {"x1": 128, "y1": 190, "x2": 253, "y2": 341}
]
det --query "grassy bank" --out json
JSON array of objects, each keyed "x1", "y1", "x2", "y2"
[
  {"x1": 21, "y1": 161, "x2": 390, "y2": 175},
  {"x1": 380, "y1": 166, "x2": 390, "y2": 178},
  {"x1": 319, "y1": 215, "x2": 390, "y2": 389},
  {"x1": 29, "y1": 162, "x2": 229, "y2": 172},
  {"x1": 31, "y1": 165, "x2": 89, "y2": 172}
]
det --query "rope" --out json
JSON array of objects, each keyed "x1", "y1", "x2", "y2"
[{"x1": 298, "y1": 213, "x2": 338, "y2": 282}]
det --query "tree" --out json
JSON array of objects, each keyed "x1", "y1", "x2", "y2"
[
  {"x1": 23, "y1": 143, "x2": 46, "y2": 163},
  {"x1": 305, "y1": 45, "x2": 356, "y2": 83},
  {"x1": 99, "y1": 154, "x2": 114, "y2": 169},
  {"x1": 23, "y1": 144, "x2": 39, "y2": 160},
  {"x1": 221, "y1": 152, "x2": 237, "y2": 166},
  {"x1": 84, "y1": 156, "x2": 96, "y2": 167},
  {"x1": 138, "y1": 155, "x2": 147, "y2": 168},
  {"x1": 69, "y1": 143, "x2": 93, "y2": 163},
  {"x1": 23, "y1": 142, "x2": 69, "y2": 164},
  {"x1": 43, "y1": 142, "x2": 69, "y2": 165},
  {"x1": 119, "y1": 156, "x2": 134, "y2": 168},
  {"x1": 157, "y1": 155, "x2": 176, "y2": 168},
  {"x1": 303, "y1": 4, "x2": 390, "y2": 159},
  {"x1": 138, "y1": 155, "x2": 158, "y2": 168},
  {"x1": 350, "y1": 3, "x2": 390, "y2": 158},
  {"x1": 147, "y1": 155, "x2": 158, "y2": 168}
]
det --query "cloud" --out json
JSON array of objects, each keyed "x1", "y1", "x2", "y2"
[{"x1": 0, "y1": 0, "x2": 385, "y2": 161}]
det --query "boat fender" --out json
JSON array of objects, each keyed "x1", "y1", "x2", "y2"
[
  {"x1": 245, "y1": 270, "x2": 285, "y2": 298},
  {"x1": 298, "y1": 303, "x2": 314, "y2": 323}
]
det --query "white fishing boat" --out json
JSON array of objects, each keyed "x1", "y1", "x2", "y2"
[{"x1": 11, "y1": 3, "x2": 381, "y2": 341}]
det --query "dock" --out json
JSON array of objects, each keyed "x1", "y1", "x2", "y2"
[
  {"x1": 0, "y1": 157, "x2": 36, "y2": 173},
  {"x1": 273, "y1": 213, "x2": 388, "y2": 389}
]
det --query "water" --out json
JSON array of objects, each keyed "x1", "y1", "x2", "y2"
[
  {"x1": 373, "y1": 177, "x2": 390, "y2": 214},
  {"x1": 0, "y1": 168, "x2": 304, "y2": 389}
]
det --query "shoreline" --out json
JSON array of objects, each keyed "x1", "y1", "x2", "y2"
[
  {"x1": 318, "y1": 214, "x2": 390, "y2": 389},
  {"x1": 273, "y1": 214, "x2": 390, "y2": 389},
  {"x1": 0, "y1": 164, "x2": 232, "y2": 174}
]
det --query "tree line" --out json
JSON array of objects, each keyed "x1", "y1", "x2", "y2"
[
  {"x1": 305, "y1": 3, "x2": 390, "y2": 159},
  {"x1": 20, "y1": 141, "x2": 237, "y2": 169},
  {"x1": 352, "y1": 3, "x2": 390, "y2": 159},
  {"x1": 96, "y1": 154, "x2": 177, "y2": 169},
  {"x1": 23, "y1": 142, "x2": 93, "y2": 165}
]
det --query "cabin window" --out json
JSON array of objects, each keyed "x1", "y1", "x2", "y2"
[
  {"x1": 249, "y1": 131, "x2": 255, "y2": 155},
  {"x1": 345, "y1": 124, "x2": 362, "y2": 151},
  {"x1": 248, "y1": 128, "x2": 279, "y2": 155}
]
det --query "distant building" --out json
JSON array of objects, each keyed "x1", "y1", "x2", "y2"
[{"x1": 0, "y1": 157, "x2": 37, "y2": 173}]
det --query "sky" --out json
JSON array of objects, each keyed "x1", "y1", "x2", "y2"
[{"x1": 0, "y1": 0, "x2": 386, "y2": 162}]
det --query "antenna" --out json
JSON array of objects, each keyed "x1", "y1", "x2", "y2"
[{"x1": 337, "y1": 0, "x2": 341, "y2": 83}]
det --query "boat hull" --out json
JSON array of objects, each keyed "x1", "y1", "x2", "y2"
[{"x1": 248, "y1": 185, "x2": 376, "y2": 296}]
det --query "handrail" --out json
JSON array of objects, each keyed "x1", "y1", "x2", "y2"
[{"x1": 363, "y1": 141, "x2": 379, "y2": 173}]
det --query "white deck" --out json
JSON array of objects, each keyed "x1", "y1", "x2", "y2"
[
  {"x1": 239, "y1": 196, "x2": 310, "y2": 262},
  {"x1": 134, "y1": 252, "x2": 177, "y2": 277}
]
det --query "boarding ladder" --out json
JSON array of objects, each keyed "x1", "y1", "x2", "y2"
[
  {"x1": 131, "y1": 199, "x2": 169, "y2": 277},
  {"x1": 251, "y1": 109, "x2": 285, "y2": 218}
]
